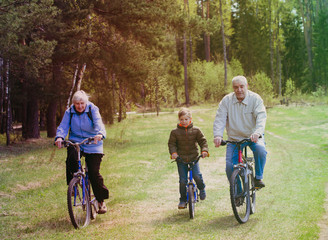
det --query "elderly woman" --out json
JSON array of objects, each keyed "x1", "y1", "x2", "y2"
[{"x1": 55, "y1": 90, "x2": 109, "y2": 214}]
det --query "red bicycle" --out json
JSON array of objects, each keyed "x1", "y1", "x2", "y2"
[{"x1": 221, "y1": 138, "x2": 257, "y2": 223}]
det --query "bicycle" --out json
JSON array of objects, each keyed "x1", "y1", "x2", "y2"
[
  {"x1": 60, "y1": 137, "x2": 99, "y2": 229},
  {"x1": 221, "y1": 138, "x2": 259, "y2": 224},
  {"x1": 172, "y1": 155, "x2": 202, "y2": 219}
]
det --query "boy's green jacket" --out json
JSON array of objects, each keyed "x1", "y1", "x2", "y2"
[{"x1": 168, "y1": 123, "x2": 209, "y2": 162}]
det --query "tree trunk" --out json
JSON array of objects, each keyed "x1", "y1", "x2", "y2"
[
  {"x1": 46, "y1": 62, "x2": 62, "y2": 138},
  {"x1": 0, "y1": 57, "x2": 4, "y2": 134},
  {"x1": 112, "y1": 73, "x2": 116, "y2": 117},
  {"x1": 26, "y1": 93, "x2": 40, "y2": 139},
  {"x1": 269, "y1": 0, "x2": 275, "y2": 85},
  {"x1": 4, "y1": 60, "x2": 12, "y2": 145},
  {"x1": 46, "y1": 100, "x2": 57, "y2": 138},
  {"x1": 299, "y1": 0, "x2": 314, "y2": 89},
  {"x1": 76, "y1": 63, "x2": 86, "y2": 91},
  {"x1": 155, "y1": 77, "x2": 159, "y2": 116},
  {"x1": 104, "y1": 69, "x2": 114, "y2": 124},
  {"x1": 183, "y1": 33, "x2": 190, "y2": 106},
  {"x1": 183, "y1": 0, "x2": 190, "y2": 106},
  {"x1": 67, "y1": 64, "x2": 79, "y2": 109},
  {"x1": 206, "y1": 0, "x2": 211, "y2": 62},
  {"x1": 219, "y1": 0, "x2": 228, "y2": 88}
]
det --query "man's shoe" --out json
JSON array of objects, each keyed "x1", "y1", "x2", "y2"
[
  {"x1": 199, "y1": 189, "x2": 206, "y2": 200},
  {"x1": 98, "y1": 201, "x2": 107, "y2": 214},
  {"x1": 255, "y1": 179, "x2": 265, "y2": 189},
  {"x1": 178, "y1": 201, "x2": 187, "y2": 209}
]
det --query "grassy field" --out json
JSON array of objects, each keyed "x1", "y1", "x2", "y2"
[{"x1": 1, "y1": 104, "x2": 328, "y2": 240}]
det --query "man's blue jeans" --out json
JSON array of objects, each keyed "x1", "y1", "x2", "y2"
[
  {"x1": 225, "y1": 139, "x2": 267, "y2": 181},
  {"x1": 177, "y1": 161, "x2": 205, "y2": 202}
]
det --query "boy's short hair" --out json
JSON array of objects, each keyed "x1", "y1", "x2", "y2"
[{"x1": 178, "y1": 107, "x2": 192, "y2": 118}]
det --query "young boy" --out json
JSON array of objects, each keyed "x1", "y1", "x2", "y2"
[{"x1": 168, "y1": 108, "x2": 209, "y2": 209}]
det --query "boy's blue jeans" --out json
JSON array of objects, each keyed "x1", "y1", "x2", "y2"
[
  {"x1": 177, "y1": 161, "x2": 205, "y2": 202},
  {"x1": 225, "y1": 140, "x2": 267, "y2": 181}
]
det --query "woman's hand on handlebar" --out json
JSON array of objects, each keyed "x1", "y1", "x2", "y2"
[
  {"x1": 55, "y1": 138, "x2": 64, "y2": 149},
  {"x1": 93, "y1": 134, "x2": 103, "y2": 144}
]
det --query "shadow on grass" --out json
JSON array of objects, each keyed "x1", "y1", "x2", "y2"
[{"x1": 16, "y1": 217, "x2": 73, "y2": 237}]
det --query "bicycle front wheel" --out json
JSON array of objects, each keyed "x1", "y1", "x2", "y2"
[
  {"x1": 249, "y1": 168, "x2": 256, "y2": 214},
  {"x1": 230, "y1": 168, "x2": 250, "y2": 223},
  {"x1": 67, "y1": 177, "x2": 91, "y2": 229},
  {"x1": 188, "y1": 185, "x2": 195, "y2": 219},
  {"x1": 88, "y1": 180, "x2": 98, "y2": 220}
]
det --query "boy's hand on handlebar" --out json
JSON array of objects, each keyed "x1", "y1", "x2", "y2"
[
  {"x1": 171, "y1": 153, "x2": 178, "y2": 159},
  {"x1": 94, "y1": 134, "x2": 103, "y2": 144},
  {"x1": 214, "y1": 137, "x2": 222, "y2": 147},
  {"x1": 201, "y1": 151, "x2": 208, "y2": 158},
  {"x1": 55, "y1": 138, "x2": 63, "y2": 149}
]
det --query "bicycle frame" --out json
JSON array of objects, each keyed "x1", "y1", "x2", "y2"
[
  {"x1": 173, "y1": 155, "x2": 202, "y2": 219},
  {"x1": 221, "y1": 138, "x2": 257, "y2": 224},
  {"x1": 186, "y1": 162, "x2": 198, "y2": 203},
  {"x1": 62, "y1": 137, "x2": 99, "y2": 228},
  {"x1": 72, "y1": 142, "x2": 89, "y2": 207}
]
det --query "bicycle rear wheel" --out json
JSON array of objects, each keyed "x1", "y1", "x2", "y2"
[
  {"x1": 188, "y1": 185, "x2": 195, "y2": 219},
  {"x1": 67, "y1": 177, "x2": 91, "y2": 228},
  {"x1": 230, "y1": 168, "x2": 250, "y2": 223}
]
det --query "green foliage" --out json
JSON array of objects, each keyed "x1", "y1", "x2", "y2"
[
  {"x1": 311, "y1": 86, "x2": 327, "y2": 98},
  {"x1": 229, "y1": 58, "x2": 244, "y2": 77},
  {"x1": 187, "y1": 60, "x2": 229, "y2": 103},
  {"x1": 285, "y1": 78, "x2": 295, "y2": 97},
  {"x1": 248, "y1": 72, "x2": 274, "y2": 106}
]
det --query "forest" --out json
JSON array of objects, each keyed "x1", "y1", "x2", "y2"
[{"x1": 0, "y1": 0, "x2": 327, "y2": 145}]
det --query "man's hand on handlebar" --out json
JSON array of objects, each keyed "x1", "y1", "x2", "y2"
[
  {"x1": 250, "y1": 133, "x2": 260, "y2": 143},
  {"x1": 213, "y1": 136, "x2": 222, "y2": 148}
]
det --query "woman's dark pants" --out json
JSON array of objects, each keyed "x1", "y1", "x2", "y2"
[{"x1": 66, "y1": 146, "x2": 109, "y2": 202}]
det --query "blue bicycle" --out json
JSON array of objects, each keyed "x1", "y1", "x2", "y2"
[
  {"x1": 173, "y1": 155, "x2": 202, "y2": 219},
  {"x1": 61, "y1": 137, "x2": 99, "y2": 229}
]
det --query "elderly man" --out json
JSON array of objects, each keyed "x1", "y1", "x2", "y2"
[{"x1": 213, "y1": 75, "x2": 267, "y2": 188}]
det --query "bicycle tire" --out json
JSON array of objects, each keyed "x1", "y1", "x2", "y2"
[
  {"x1": 188, "y1": 184, "x2": 195, "y2": 219},
  {"x1": 230, "y1": 168, "x2": 250, "y2": 223},
  {"x1": 88, "y1": 180, "x2": 98, "y2": 220},
  {"x1": 67, "y1": 177, "x2": 91, "y2": 229},
  {"x1": 249, "y1": 167, "x2": 256, "y2": 214}
]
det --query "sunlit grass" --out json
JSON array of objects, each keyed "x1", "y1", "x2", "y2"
[{"x1": 0, "y1": 104, "x2": 328, "y2": 239}]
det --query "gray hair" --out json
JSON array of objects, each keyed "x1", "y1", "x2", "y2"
[
  {"x1": 72, "y1": 90, "x2": 89, "y2": 103},
  {"x1": 232, "y1": 75, "x2": 248, "y2": 85}
]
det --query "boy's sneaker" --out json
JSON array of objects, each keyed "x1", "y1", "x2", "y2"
[
  {"x1": 178, "y1": 201, "x2": 187, "y2": 209},
  {"x1": 255, "y1": 179, "x2": 265, "y2": 189},
  {"x1": 199, "y1": 189, "x2": 206, "y2": 200},
  {"x1": 98, "y1": 201, "x2": 107, "y2": 214}
]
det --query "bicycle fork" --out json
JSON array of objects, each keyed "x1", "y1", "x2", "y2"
[{"x1": 186, "y1": 167, "x2": 198, "y2": 203}]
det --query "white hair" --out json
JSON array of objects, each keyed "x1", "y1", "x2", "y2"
[
  {"x1": 72, "y1": 90, "x2": 89, "y2": 103},
  {"x1": 232, "y1": 76, "x2": 248, "y2": 85}
]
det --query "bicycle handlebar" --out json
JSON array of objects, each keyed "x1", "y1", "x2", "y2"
[
  {"x1": 220, "y1": 135, "x2": 262, "y2": 146},
  {"x1": 172, "y1": 155, "x2": 202, "y2": 165},
  {"x1": 54, "y1": 137, "x2": 100, "y2": 148}
]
